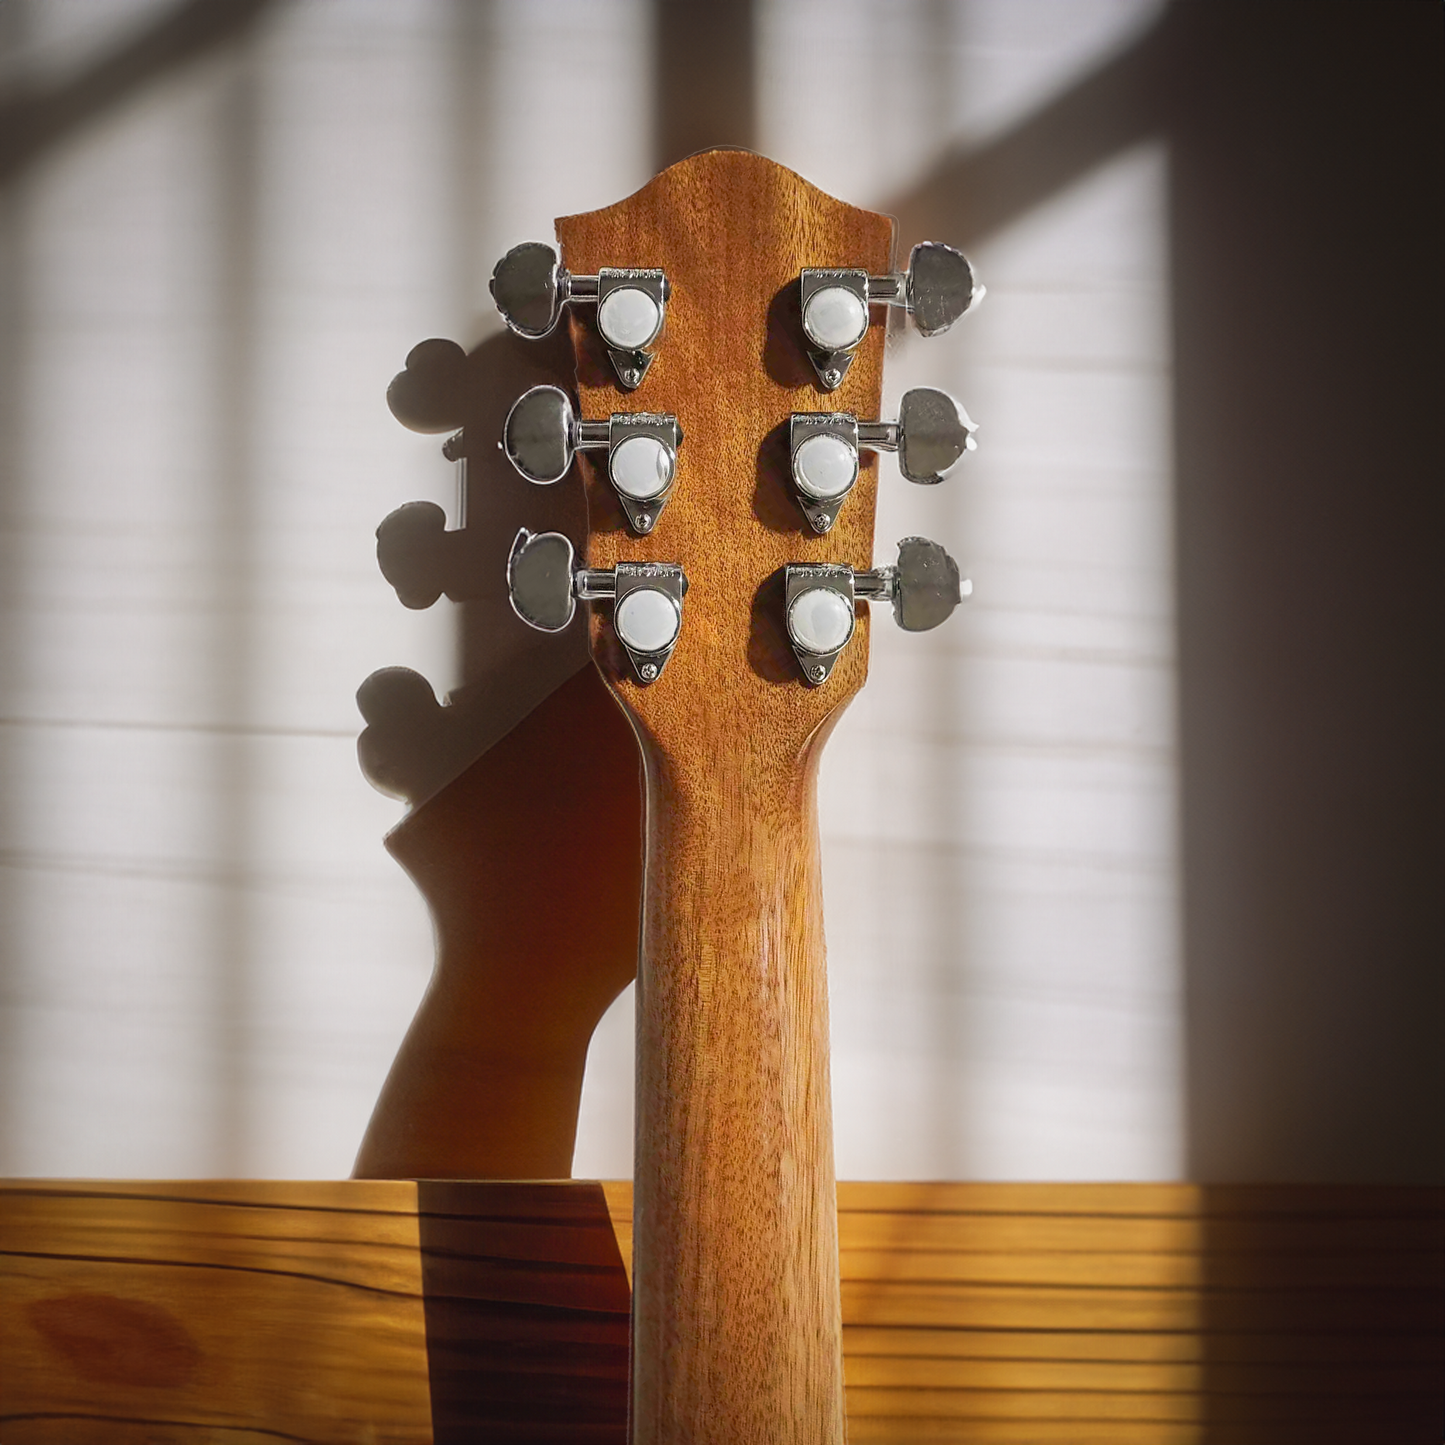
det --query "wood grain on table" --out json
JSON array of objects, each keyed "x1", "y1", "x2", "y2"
[{"x1": 3, "y1": 1180, "x2": 1440, "y2": 1444}]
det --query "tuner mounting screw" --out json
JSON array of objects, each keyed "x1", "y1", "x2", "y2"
[
  {"x1": 640, "y1": 662, "x2": 659, "y2": 681},
  {"x1": 809, "y1": 664, "x2": 827, "y2": 682},
  {"x1": 637, "y1": 512, "x2": 654, "y2": 531}
]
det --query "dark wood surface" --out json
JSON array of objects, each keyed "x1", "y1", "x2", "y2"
[{"x1": 3, "y1": 1180, "x2": 1440, "y2": 1444}]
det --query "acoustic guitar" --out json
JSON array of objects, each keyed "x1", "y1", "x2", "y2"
[
  {"x1": 4, "y1": 147, "x2": 1433, "y2": 1445},
  {"x1": 357, "y1": 149, "x2": 979, "y2": 1443}
]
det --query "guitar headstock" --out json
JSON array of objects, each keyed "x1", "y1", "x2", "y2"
[
  {"x1": 505, "y1": 150, "x2": 978, "y2": 772},
  {"x1": 364, "y1": 150, "x2": 978, "y2": 809}
]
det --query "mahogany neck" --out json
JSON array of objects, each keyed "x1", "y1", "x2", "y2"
[{"x1": 630, "y1": 733, "x2": 844, "y2": 1444}]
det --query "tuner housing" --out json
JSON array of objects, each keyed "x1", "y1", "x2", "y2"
[
  {"x1": 798, "y1": 241, "x2": 982, "y2": 392},
  {"x1": 788, "y1": 413, "x2": 861, "y2": 534},
  {"x1": 506, "y1": 528, "x2": 687, "y2": 683},
  {"x1": 502, "y1": 385, "x2": 682, "y2": 534},
  {"x1": 784, "y1": 564, "x2": 857, "y2": 685},
  {"x1": 489, "y1": 243, "x2": 670, "y2": 392},
  {"x1": 784, "y1": 538, "x2": 971, "y2": 684}
]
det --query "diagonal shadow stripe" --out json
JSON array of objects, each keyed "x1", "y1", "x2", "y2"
[
  {"x1": 881, "y1": 1, "x2": 1182, "y2": 251},
  {"x1": 0, "y1": 0, "x2": 281, "y2": 187},
  {"x1": 653, "y1": 0, "x2": 755, "y2": 171}
]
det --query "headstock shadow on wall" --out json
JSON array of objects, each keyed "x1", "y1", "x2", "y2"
[{"x1": 358, "y1": 325, "x2": 593, "y2": 808}]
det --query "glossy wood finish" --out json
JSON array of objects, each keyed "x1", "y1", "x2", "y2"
[
  {"x1": 556, "y1": 151, "x2": 894, "y2": 1444},
  {"x1": 354, "y1": 664, "x2": 642, "y2": 1181},
  {"x1": 5, "y1": 1181, "x2": 1441, "y2": 1443}
]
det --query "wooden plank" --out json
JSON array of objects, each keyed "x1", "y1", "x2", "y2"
[
  {"x1": 842, "y1": 1280, "x2": 1441, "y2": 1333},
  {"x1": 835, "y1": 1181, "x2": 1445, "y2": 1217},
  {"x1": 1, "y1": 1181, "x2": 432, "y2": 1445},
  {"x1": 840, "y1": 1246, "x2": 1441, "y2": 1290},
  {"x1": 411, "y1": 1181, "x2": 629, "y2": 1445},
  {"x1": 3, "y1": 1180, "x2": 1441, "y2": 1443},
  {"x1": 841, "y1": 1280, "x2": 1205, "y2": 1332},
  {"x1": 842, "y1": 1353, "x2": 1442, "y2": 1396},
  {"x1": 0, "y1": 1179, "x2": 632, "y2": 1445},
  {"x1": 842, "y1": 1422, "x2": 1412, "y2": 1445},
  {"x1": 841, "y1": 1324, "x2": 1445, "y2": 1365},
  {"x1": 1, "y1": 1182, "x2": 428, "y2": 1295},
  {"x1": 845, "y1": 1384, "x2": 1206, "y2": 1421},
  {"x1": 835, "y1": 1208, "x2": 1444, "y2": 1255}
]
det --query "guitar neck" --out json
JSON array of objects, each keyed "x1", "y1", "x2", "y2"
[
  {"x1": 631, "y1": 726, "x2": 844, "y2": 1441},
  {"x1": 557, "y1": 151, "x2": 893, "y2": 1444}
]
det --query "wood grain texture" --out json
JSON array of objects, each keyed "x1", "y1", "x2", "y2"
[
  {"x1": 4, "y1": 1181, "x2": 1441, "y2": 1444},
  {"x1": 354, "y1": 664, "x2": 642, "y2": 1181},
  {"x1": 1, "y1": 1180, "x2": 433, "y2": 1444},
  {"x1": 555, "y1": 150, "x2": 896, "y2": 1445}
]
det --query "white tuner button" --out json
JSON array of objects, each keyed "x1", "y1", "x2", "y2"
[
  {"x1": 615, "y1": 587, "x2": 681, "y2": 655},
  {"x1": 787, "y1": 586, "x2": 855, "y2": 656},
  {"x1": 792, "y1": 432, "x2": 858, "y2": 500},
  {"x1": 598, "y1": 287, "x2": 663, "y2": 350},
  {"x1": 610, "y1": 434, "x2": 674, "y2": 500},
  {"x1": 803, "y1": 285, "x2": 868, "y2": 351}
]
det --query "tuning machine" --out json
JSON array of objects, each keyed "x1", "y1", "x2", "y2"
[
  {"x1": 789, "y1": 387, "x2": 977, "y2": 532},
  {"x1": 507, "y1": 527, "x2": 686, "y2": 682},
  {"x1": 491, "y1": 242, "x2": 668, "y2": 391},
  {"x1": 800, "y1": 240, "x2": 982, "y2": 391},
  {"x1": 502, "y1": 384, "x2": 681, "y2": 534},
  {"x1": 784, "y1": 537, "x2": 969, "y2": 684}
]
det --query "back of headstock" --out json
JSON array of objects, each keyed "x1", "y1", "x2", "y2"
[{"x1": 560, "y1": 152, "x2": 892, "y2": 746}]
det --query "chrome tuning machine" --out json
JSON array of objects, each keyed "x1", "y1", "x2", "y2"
[
  {"x1": 789, "y1": 386, "x2": 977, "y2": 532},
  {"x1": 502, "y1": 384, "x2": 681, "y2": 534},
  {"x1": 784, "y1": 537, "x2": 969, "y2": 684},
  {"x1": 800, "y1": 240, "x2": 982, "y2": 391},
  {"x1": 507, "y1": 527, "x2": 686, "y2": 683},
  {"x1": 490, "y1": 242, "x2": 669, "y2": 391}
]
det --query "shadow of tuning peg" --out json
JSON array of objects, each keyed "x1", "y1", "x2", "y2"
[
  {"x1": 375, "y1": 501, "x2": 480, "y2": 609},
  {"x1": 386, "y1": 338, "x2": 471, "y2": 434},
  {"x1": 357, "y1": 666, "x2": 485, "y2": 804},
  {"x1": 377, "y1": 327, "x2": 583, "y2": 618},
  {"x1": 386, "y1": 325, "x2": 579, "y2": 438},
  {"x1": 368, "y1": 326, "x2": 591, "y2": 808}
]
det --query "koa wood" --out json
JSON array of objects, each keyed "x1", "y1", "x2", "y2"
[{"x1": 557, "y1": 151, "x2": 893, "y2": 1444}]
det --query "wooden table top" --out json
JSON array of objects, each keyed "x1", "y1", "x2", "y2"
[{"x1": 2, "y1": 1179, "x2": 1441, "y2": 1443}]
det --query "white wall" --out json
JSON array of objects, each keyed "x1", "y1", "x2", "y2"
[{"x1": 2, "y1": 0, "x2": 1181, "y2": 1181}]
